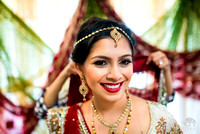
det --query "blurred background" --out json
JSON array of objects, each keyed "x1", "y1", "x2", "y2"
[{"x1": 0, "y1": 0, "x2": 200, "y2": 133}]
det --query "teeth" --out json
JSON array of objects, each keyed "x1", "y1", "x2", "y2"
[{"x1": 103, "y1": 84, "x2": 120, "y2": 89}]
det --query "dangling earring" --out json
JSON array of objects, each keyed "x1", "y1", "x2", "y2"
[
  {"x1": 125, "y1": 87, "x2": 130, "y2": 99},
  {"x1": 79, "y1": 76, "x2": 89, "y2": 102}
]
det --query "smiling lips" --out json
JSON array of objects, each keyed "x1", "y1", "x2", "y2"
[{"x1": 101, "y1": 82, "x2": 123, "y2": 93}]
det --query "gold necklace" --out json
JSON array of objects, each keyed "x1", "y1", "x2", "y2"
[
  {"x1": 91, "y1": 109, "x2": 132, "y2": 134},
  {"x1": 91, "y1": 96, "x2": 132, "y2": 134}
]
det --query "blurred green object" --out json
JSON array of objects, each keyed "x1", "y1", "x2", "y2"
[
  {"x1": 85, "y1": 0, "x2": 107, "y2": 19},
  {"x1": 0, "y1": 1, "x2": 53, "y2": 101},
  {"x1": 142, "y1": 0, "x2": 200, "y2": 52}
]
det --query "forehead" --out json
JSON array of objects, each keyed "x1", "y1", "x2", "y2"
[{"x1": 88, "y1": 36, "x2": 132, "y2": 58}]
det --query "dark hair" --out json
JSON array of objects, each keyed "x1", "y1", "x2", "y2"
[{"x1": 71, "y1": 17, "x2": 135, "y2": 65}]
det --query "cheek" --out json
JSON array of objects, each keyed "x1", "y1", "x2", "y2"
[
  {"x1": 84, "y1": 67, "x2": 107, "y2": 85},
  {"x1": 123, "y1": 66, "x2": 133, "y2": 80}
]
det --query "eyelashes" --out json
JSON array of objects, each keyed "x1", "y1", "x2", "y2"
[
  {"x1": 93, "y1": 59, "x2": 132, "y2": 67},
  {"x1": 93, "y1": 60, "x2": 107, "y2": 66},
  {"x1": 119, "y1": 59, "x2": 132, "y2": 66}
]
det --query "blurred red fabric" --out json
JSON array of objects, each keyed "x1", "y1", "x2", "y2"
[{"x1": 0, "y1": 93, "x2": 38, "y2": 134}]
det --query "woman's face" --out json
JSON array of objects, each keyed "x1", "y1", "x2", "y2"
[{"x1": 77, "y1": 36, "x2": 133, "y2": 101}]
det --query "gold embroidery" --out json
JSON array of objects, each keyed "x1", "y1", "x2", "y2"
[
  {"x1": 155, "y1": 117, "x2": 166, "y2": 134},
  {"x1": 78, "y1": 109, "x2": 90, "y2": 134},
  {"x1": 167, "y1": 122, "x2": 183, "y2": 134},
  {"x1": 149, "y1": 101, "x2": 162, "y2": 105},
  {"x1": 46, "y1": 107, "x2": 69, "y2": 134}
]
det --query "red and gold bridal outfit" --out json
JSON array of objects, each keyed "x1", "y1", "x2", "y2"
[{"x1": 46, "y1": 102, "x2": 183, "y2": 134}]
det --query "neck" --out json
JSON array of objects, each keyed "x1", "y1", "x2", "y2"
[
  {"x1": 92, "y1": 93, "x2": 128, "y2": 116},
  {"x1": 90, "y1": 93, "x2": 132, "y2": 134}
]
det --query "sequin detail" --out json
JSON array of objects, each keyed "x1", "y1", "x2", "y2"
[{"x1": 47, "y1": 107, "x2": 69, "y2": 134}]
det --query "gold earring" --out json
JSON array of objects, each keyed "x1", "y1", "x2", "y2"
[
  {"x1": 79, "y1": 76, "x2": 89, "y2": 102},
  {"x1": 125, "y1": 87, "x2": 130, "y2": 99}
]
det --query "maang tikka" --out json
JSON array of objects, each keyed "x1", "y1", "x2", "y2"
[
  {"x1": 74, "y1": 26, "x2": 132, "y2": 48},
  {"x1": 110, "y1": 28, "x2": 122, "y2": 48},
  {"x1": 79, "y1": 76, "x2": 89, "y2": 102}
]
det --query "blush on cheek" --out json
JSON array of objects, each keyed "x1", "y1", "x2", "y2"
[
  {"x1": 84, "y1": 68, "x2": 106, "y2": 84},
  {"x1": 124, "y1": 68, "x2": 133, "y2": 79}
]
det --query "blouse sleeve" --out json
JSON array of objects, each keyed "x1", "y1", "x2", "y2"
[
  {"x1": 34, "y1": 88, "x2": 68, "y2": 119},
  {"x1": 46, "y1": 107, "x2": 69, "y2": 134},
  {"x1": 147, "y1": 101, "x2": 183, "y2": 134}
]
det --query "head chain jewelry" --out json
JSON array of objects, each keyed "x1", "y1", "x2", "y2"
[{"x1": 74, "y1": 26, "x2": 133, "y2": 48}]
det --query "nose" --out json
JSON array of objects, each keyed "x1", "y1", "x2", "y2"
[{"x1": 106, "y1": 64, "x2": 122, "y2": 81}]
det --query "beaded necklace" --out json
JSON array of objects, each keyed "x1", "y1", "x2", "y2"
[{"x1": 91, "y1": 95, "x2": 132, "y2": 134}]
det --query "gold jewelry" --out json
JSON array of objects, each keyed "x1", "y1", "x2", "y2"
[
  {"x1": 91, "y1": 116, "x2": 96, "y2": 134},
  {"x1": 110, "y1": 28, "x2": 122, "y2": 47},
  {"x1": 79, "y1": 76, "x2": 89, "y2": 102},
  {"x1": 91, "y1": 98, "x2": 132, "y2": 134},
  {"x1": 123, "y1": 108, "x2": 132, "y2": 134},
  {"x1": 91, "y1": 95, "x2": 132, "y2": 134},
  {"x1": 91, "y1": 110, "x2": 132, "y2": 134},
  {"x1": 74, "y1": 26, "x2": 132, "y2": 47},
  {"x1": 125, "y1": 87, "x2": 130, "y2": 99}
]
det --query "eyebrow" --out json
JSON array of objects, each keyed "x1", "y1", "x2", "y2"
[{"x1": 91, "y1": 54, "x2": 132, "y2": 60}]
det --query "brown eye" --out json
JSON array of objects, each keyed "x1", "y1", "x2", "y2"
[
  {"x1": 94, "y1": 60, "x2": 107, "y2": 66},
  {"x1": 120, "y1": 59, "x2": 132, "y2": 66}
]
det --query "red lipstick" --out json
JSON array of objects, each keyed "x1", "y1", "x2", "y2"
[{"x1": 100, "y1": 82, "x2": 123, "y2": 93}]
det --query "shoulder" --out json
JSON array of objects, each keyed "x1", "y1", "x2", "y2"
[
  {"x1": 147, "y1": 101, "x2": 183, "y2": 133},
  {"x1": 131, "y1": 95, "x2": 150, "y2": 117},
  {"x1": 131, "y1": 95, "x2": 149, "y2": 111},
  {"x1": 46, "y1": 106, "x2": 70, "y2": 134}
]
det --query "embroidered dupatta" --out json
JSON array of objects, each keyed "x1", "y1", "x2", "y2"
[
  {"x1": 64, "y1": 104, "x2": 81, "y2": 134},
  {"x1": 47, "y1": 104, "x2": 91, "y2": 134}
]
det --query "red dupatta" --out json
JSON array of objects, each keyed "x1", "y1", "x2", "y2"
[
  {"x1": 64, "y1": 104, "x2": 91, "y2": 134},
  {"x1": 129, "y1": 54, "x2": 161, "y2": 102}
]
